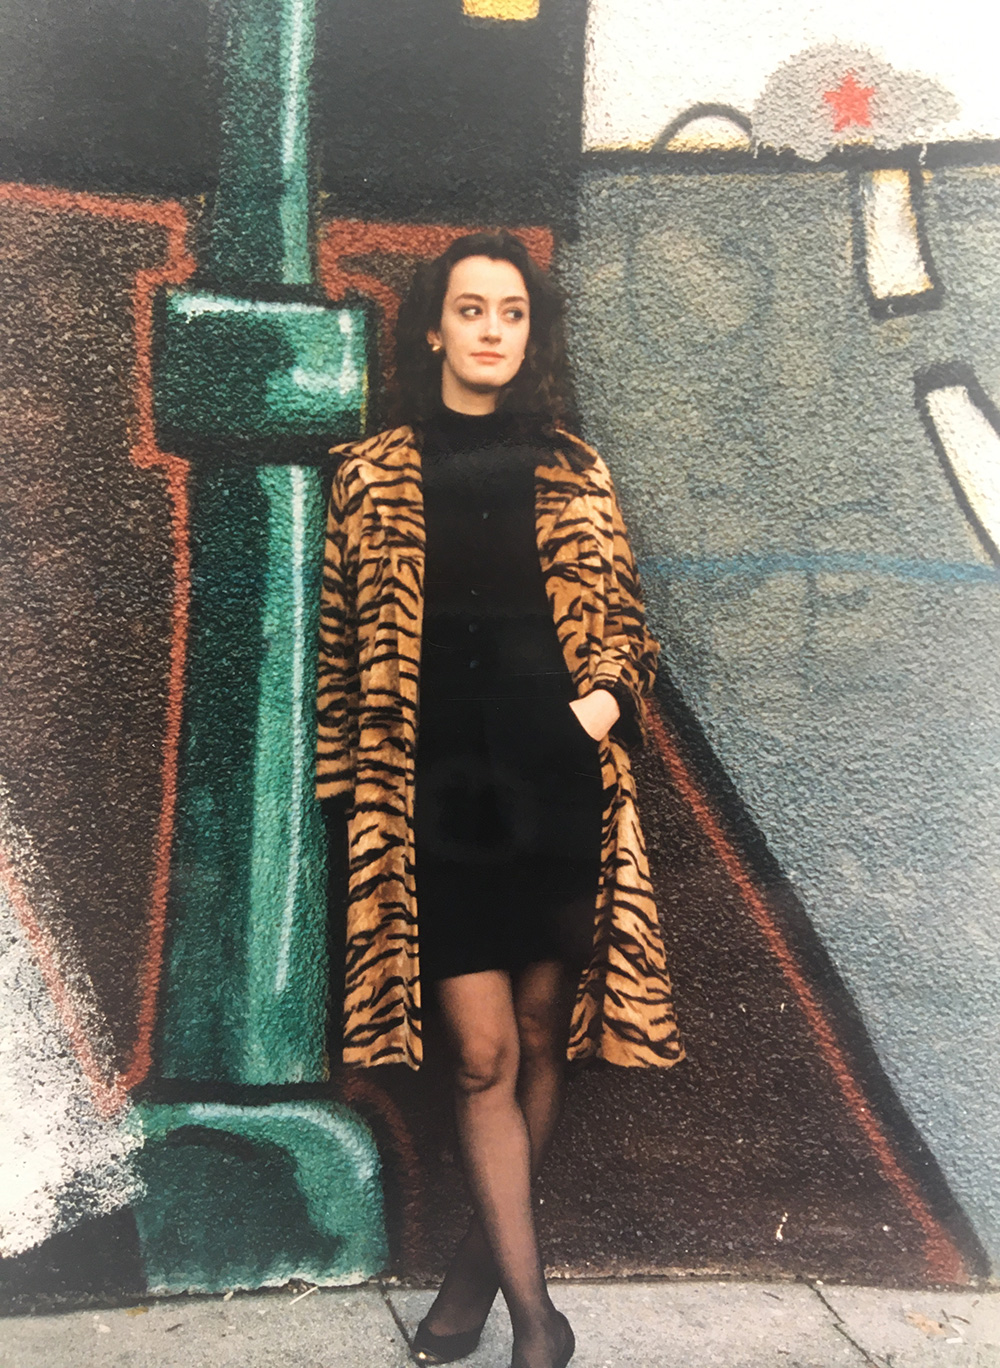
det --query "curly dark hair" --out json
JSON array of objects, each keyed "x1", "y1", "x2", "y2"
[{"x1": 391, "y1": 230, "x2": 577, "y2": 435}]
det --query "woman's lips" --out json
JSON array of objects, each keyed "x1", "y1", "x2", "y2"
[{"x1": 472, "y1": 351, "x2": 503, "y2": 360}]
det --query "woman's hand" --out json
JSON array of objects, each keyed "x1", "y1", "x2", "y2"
[{"x1": 569, "y1": 688, "x2": 620, "y2": 742}]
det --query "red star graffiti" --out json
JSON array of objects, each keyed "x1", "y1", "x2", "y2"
[{"x1": 823, "y1": 71, "x2": 876, "y2": 132}]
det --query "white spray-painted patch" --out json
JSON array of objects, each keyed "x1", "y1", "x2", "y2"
[
  {"x1": 860, "y1": 169, "x2": 934, "y2": 301},
  {"x1": 0, "y1": 815, "x2": 141, "y2": 1258},
  {"x1": 924, "y1": 386, "x2": 1000, "y2": 557}
]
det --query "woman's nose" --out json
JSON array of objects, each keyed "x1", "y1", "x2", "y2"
[{"x1": 481, "y1": 312, "x2": 501, "y2": 340}]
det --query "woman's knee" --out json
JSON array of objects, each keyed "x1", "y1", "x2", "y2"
[
  {"x1": 515, "y1": 1005, "x2": 564, "y2": 1066},
  {"x1": 452, "y1": 1035, "x2": 518, "y2": 1096}
]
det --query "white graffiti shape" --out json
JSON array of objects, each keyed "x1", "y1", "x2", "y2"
[
  {"x1": 860, "y1": 169, "x2": 934, "y2": 303},
  {"x1": 923, "y1": 385, "x2": 1000, "y2": 560},
  {"x1": 0, "y1": 875, "x2": 140, "y2": 1258}
]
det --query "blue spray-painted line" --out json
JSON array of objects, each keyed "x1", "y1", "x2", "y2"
[{"x1": 640, "y1": 552, "x2": 1000, "y2": 585}]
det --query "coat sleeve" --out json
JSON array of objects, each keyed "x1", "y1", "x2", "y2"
[
  {"x1": 315, "y1": 460, "x2": 360, "y2": 802},
  {"x1": 588, "y1": 463, "x2": 660, "y2": 747}
]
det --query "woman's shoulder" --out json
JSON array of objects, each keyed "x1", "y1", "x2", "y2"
[
  {"x1": 549, "y1": 427, "x2": 613, "y2": 488},
  {"x1": 328, "y1": 424, "x2": 416, "y2": 463},
  {"x1": 328, "y1": 425, "x2": 419, "y2": 485}
]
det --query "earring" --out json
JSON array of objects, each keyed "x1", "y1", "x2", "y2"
[{"x1": 429, "y1": 340, "x2": 443, "y2": 353}]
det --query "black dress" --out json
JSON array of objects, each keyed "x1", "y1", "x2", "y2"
[{"x1": 415, "y1": 407, "x2": 605, "y2": 983}]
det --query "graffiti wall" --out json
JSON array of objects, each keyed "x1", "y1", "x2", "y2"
[{"x1": 1, "y1": 0, "x2": 998, "y2": 1308}]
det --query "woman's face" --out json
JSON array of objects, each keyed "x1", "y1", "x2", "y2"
[{"x1": 427, "y1": 255, "x2": 530, "y2": 410}]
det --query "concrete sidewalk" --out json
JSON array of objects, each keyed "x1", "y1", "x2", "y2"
[{"x1": 2, "y1": 1280, "x2": 999, "y2": 1368}]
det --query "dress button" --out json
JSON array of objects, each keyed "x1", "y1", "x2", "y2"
[
  {"x1": 482, "y1": 510, "x2": 489, "y2": 520},
  {"x1": 469, "y1": 659, "x2": 479, "y2": 669},
  {"x1": 468, "y1": 622, "x2": 478, "y2": 634}
]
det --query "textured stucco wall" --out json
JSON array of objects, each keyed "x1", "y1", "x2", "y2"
[
  {"x1": 564, "y1": 161, "x2": 1000, "y2": 1264},
  {"x1": 2, "y1": 0, "x2": 1000, "y2": 1303},
  {"x1": 1, "y1": 192, "x2": 959, "y2": 1301}
]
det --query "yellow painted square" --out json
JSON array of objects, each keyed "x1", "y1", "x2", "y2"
[{"x1": 463, "y1": 0, "x2": 539, "y2": 19}]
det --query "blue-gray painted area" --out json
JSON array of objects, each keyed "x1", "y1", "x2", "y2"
[
  {"x1": 565, "y1": 164, "x2": 1000, "y2": 1267},
  {"x1": 642, "y1": 553, "x2": 1000, "y2": 585}
]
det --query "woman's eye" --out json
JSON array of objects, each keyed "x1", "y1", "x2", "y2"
[
  {"x1": 506, "y1": 308, "x2": 525, "y2": 322},
  {"x1": 460, "y1": 305, "x2": 481, "y2": 317}
]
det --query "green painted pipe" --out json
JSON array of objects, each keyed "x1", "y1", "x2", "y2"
[
  {"x1": 161, "y1": 466, "x2": 331, "y2": 1082},
  {"x1": 157, "y1": 0, "x2": 367, "y2": 1083},
  {"x1": 131, "y1": 1102, "x2": 387, "y2": 1292},
  {"x1": 147, "y1": 0, "x2": 385, "y2": 1288},
  {"x1": 153, "y1": 290, "x2": 368, "y2": 447},
  {"x1": 207, "y1": 0, "x2": 316, "y2": 289}
]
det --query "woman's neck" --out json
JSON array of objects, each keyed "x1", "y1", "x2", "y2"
[
  {"x1": 439, "y1": 372, "x2": 499, "y2": 415},
  {"x1": 439, "y1": 403, "x2": 502, "y2": 419}
]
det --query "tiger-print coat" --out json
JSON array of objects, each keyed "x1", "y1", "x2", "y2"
[{"x1": 316, "y1": 424, "x2": 683, "y2": 1071}]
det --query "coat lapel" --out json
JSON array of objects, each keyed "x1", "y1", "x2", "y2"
[{"x1": 367, "y1": 425, "x2": 595, "y2": 571}]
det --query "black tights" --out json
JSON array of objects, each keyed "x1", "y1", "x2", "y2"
[{"x1": 429, "y1": 961, "x2": 575, "y2": 1368}]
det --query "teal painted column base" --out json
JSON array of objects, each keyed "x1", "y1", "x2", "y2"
[{"x1": 129, "y1": 1101, "x2": 387, "y2": 1294}]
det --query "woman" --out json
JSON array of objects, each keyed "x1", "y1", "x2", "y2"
[{"x1": 316, "y1": 232, "x2": 682, "y2": 1368}]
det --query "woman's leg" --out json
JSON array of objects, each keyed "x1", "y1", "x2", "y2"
[
  {"x1": 513, "y1": 959, "x2": 577, "y2": 1160},
  {"x1": 425, "y1": 962, "x2": 575, "y2": 1360}
]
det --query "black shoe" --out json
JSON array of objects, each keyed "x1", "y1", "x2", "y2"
[{"x1": 411, "y1": 1314, "x2": 485, "y2": 1365}]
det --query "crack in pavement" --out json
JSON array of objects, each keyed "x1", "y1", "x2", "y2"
[
  {"x1": 377, "y1": 1279, "x2": 416, "y2": 1353},
  {"x1": 808, "y1": 1281, "x2": 888, "y2": 1368}
]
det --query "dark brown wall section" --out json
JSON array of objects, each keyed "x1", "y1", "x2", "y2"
[{"x1": 0, "y1": 193, "x2": 179, "y2": 1078}]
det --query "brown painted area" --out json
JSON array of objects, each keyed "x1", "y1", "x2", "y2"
[
  {"x1": 0, "y1": 191, "x2": 184, "y2": 1079},
  {"x1": 346, "y1": 727, "x2": 936, "y2": 1283}
]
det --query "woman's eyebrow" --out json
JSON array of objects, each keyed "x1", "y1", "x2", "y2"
[{"x1": 454, "y1": 292, "x2": 529, "y2": 305}]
